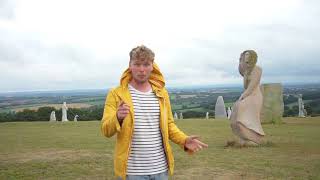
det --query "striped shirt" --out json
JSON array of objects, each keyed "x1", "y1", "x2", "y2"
[{"x1": 127, "y1": 84, "x2": 168, "y2": 175}]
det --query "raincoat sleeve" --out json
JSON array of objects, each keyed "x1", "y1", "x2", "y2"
[
  {"x1": 101, "y1": 89, "x2": 121, "y2": 137},
  {"x1": 165, "y1": 90, "x2": 188, "y2": 146}
]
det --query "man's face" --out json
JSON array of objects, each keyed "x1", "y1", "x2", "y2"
[{"x1": 129, "y1": 59, "x2": 153, "y2": 84}]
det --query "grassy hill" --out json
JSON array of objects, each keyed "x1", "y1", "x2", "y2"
[{"x1": 0, "y1": 117, "x2": 319, "y2": 179}]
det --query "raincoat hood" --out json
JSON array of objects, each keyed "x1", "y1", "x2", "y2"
[{"x1": 119, "y1": 63, "x2": 165, "y2": 89}]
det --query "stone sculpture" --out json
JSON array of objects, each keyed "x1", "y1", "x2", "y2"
[
  {"x1": 298, "y1": 94, "x2": 307, "y2": 117},
  {"x1": 50, "y1": 111, "x2": 56, "y2": 122},
  {"x1": 179, "y1": 112, "x2": 183, "y2": 120},
  {"x1": 74, "y1": 115, "x2": 79, "y2": 122},
  {"x1": 62, "y1": 102, "x2": 69, "y2": 122},
  {"x1": 215, "y1": 96, "x2": 227, "y2": 119},
  {"x1": 230, "y1": 50, "x2": 265, "y2": 145},
  {"x1": 174, "y1": 112, "x2": 178, "y2": 119},
  {"x1": 260, "y1": 83, "x2": 284, "y2": 123},
  {"x1": 227, "y1": 107, "x2": 232, "y2": 119}
]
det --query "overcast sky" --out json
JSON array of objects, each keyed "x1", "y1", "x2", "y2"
[{"x1": 0, "y1": 0, "x2": 319, "y2": 92}]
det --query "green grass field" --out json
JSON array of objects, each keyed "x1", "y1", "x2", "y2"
[{"x1": 1, "y1": 118, "x2": 320, "y2": 179}]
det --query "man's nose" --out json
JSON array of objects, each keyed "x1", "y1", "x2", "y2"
[{"x1": 138, "y1": 66, "x2": 145, "y2": 71}]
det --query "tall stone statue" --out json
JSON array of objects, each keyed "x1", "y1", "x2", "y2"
[
  {"x1": 174, "y1": 112, "x2": 178, "y2": 119},
  {"x1": 298, "y1": 94, "x2": 307, "y2": 117},
  {"x1": 179, "y1": 112, "x2": 183, "y2": 120},
  {"x1": 206, "y1": 112, "x2": 209, "y2": 120},
  {"x1": 50, "y1": 111, "x2": 56, "y2": 122},
  {"x1": 227, "y1": 107, "x2": 232, "y2": 119},
  {"x1": 62, "y1": 102, "x2": 69, "y2": 122},
  {"x1": 260, "y1": 83, "x2": 284, "y2": 124},
  {"x1": 230, "y1": 50, "x2": 265, "y2": 145},
  {"x1": 215, "y1": 96, "x2": 227, "y2": 119}
]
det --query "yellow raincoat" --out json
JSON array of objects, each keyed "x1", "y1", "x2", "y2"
[{"x1": 101, "y1": 63, "x2": 188, "y2": 179}]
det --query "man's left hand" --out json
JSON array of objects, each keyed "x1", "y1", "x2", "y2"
[{"x1": 184, "y1": 135, "x2": 208, "y2": 153}]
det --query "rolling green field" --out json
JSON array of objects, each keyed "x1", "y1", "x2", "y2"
[{"x1": 1, "y1": 118, "x2": 320, "y2": 179}]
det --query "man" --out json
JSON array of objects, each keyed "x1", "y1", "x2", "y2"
[{"x1": 101, "y1": 45, "x2": 208, "y2": 180}]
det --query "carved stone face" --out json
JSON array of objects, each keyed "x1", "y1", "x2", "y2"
[
  {"x1": 238, "y1": 53, "x2": 246, "y2": 76},
  {"x1": 239, "y1": 50, "x2": 257, "y2": 76},
  {"x1": 244, "y1": 51, "x2": 251, "y2": 66}
]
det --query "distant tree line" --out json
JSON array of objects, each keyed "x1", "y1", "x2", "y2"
[
  {"x1": 282, "y1": 93, "x2": 320, "y2": 117},
  {"x1": 283, "y1": 103, "x2": 320, "y2": 117},
  {"x1": 0, "y1": 106, "x2": 103, "y2": 122},
  {"x1": 1, "y1": 99, "x2": 319, "y2": 122},
  {"x1": 182, "y1": 111, "x2": 215, "y2": 119},
  {"x1": 283, "y1": 95, "x2": 298, "y2": 105},
  {"x1": 0, "y1": 106, "x2": 216, "y2": 122}
]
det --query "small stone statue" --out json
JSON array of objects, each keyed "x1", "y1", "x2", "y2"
[
  {"x1": 298, "y1": 94, "x2": 307, "y2": 118},
  {"x1": 179, "y1": 112, "x2": 183, "y2": 120},
  {"x1": 174, "y1": 112, "x2": 178, "y2": 119},
  {"x1": 50, "y1": 111, "x2": 56, "y2": 122},
  {"x1": 215, "y1": 96, "x2": 227, "y2": 119},
  {"x1": 74, "y1": 115, "x2": 79, "y2": 122},
  {"x1": 62, "y1": 102, "x2": 69, "y2": 122}
]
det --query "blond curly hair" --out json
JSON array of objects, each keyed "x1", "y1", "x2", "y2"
[{"x1": 129, "y1": 45, "x2": 155, "y2": 62}]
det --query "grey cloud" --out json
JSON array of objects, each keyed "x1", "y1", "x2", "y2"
[
  {"x1": 0, "y1": 28, "x2": 98, "y2": 66},
  {"x1": 0, "y1": 29, "x2": 120, "y2": 91},
  {"x1": 0, "y1": 0, "x2": 16, "y2": 20},
  {"x1": 1, "y1": 1, "x2": 320, "y2": 91},
  {"x1": 183, "y1": 21, "x2": 320, "y2": 82}
]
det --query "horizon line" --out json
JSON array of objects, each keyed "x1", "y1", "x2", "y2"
[{"x1": 0, "y1": 82, "x2": 319, "y2": 94}]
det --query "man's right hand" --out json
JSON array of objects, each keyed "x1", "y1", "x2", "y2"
[{"x1": 116, "y1": 101, "x2": 130, "y2": 124}]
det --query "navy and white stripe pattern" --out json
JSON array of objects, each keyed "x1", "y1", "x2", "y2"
[{"x1": 127, "y1": 85, "x2": 168, "y2": 175}]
